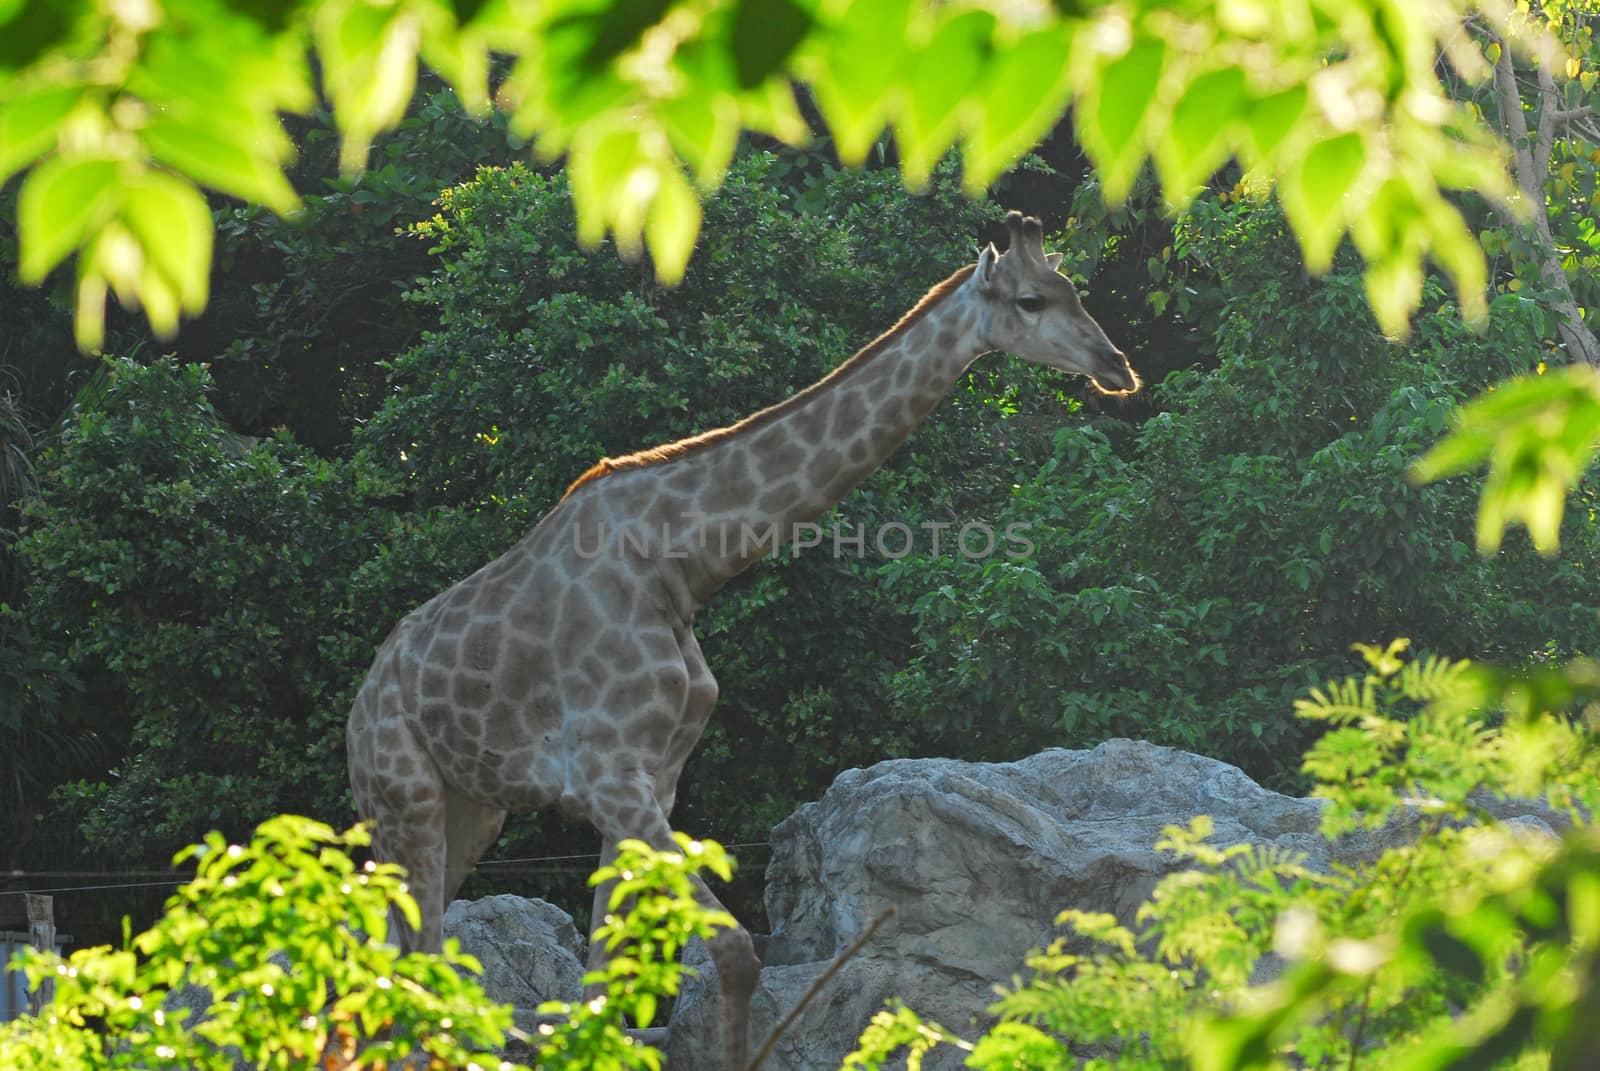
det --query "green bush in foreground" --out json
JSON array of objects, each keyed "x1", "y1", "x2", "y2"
[
  {"x1": 0, "y1": 818, "x2": 734, "y2": 1071},
  {"x1": 845, "y1": 640, "x2": 1600, "y2": 1071}
]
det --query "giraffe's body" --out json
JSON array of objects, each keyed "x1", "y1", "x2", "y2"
[{"x1": 347, "y1": 213, "x2": 1137, "y2": 1070}]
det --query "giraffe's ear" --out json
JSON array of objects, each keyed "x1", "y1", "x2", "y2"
[
  {"x1": 1045, "y1": 252, "x2": 1063, "y2": 271},
  {"x1": 976, "y1": 242, "x2": 1000, "y2": 289}
]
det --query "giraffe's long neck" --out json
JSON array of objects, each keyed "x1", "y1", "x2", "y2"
[{"x1": 643, "y1": 270, "x2": 989, "y2": 606}]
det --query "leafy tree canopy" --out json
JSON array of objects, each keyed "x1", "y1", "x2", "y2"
[{"x1": 0, "y1": 0, "x2": 1559, "y2": 348}]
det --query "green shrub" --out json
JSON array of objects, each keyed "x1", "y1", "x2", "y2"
[
  {"x1": 16, "y1": 358, "x2": 390, "y2": 856},
  {"x1": 0, "y1": 818, "x2": 737, "y2": 1071},
  {"x1": 0, "y1": 816, "x2": 517, "y2": 1071}
]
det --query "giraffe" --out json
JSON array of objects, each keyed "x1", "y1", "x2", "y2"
[{"x1": 346, "y1": 211, "x2": 1138, "y2": 1069}]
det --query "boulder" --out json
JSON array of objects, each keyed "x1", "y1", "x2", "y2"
[
  {"x1": 443, "y1": 741, "x2": 1564, "y2": 1069},
  {"x1": 663, "y1": 738, "x2": 1565, "y2": 1071},
  {"x1": 443, "y1": 894, "x2": 586, "y2": 1032}
]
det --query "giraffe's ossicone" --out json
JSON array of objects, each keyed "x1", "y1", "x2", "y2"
[{"x1": 346, "y1": 211, "x2": 1137, "y2": 1071}]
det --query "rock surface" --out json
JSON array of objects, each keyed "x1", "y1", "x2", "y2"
[
  {"x1": 459, "y1": 739, "x2": 1564, "y2": 1070},
  {"x1": 442, "y1": 894, "x2": 587, "y2": 1032}
]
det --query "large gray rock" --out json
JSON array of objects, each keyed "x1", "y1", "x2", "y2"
[
  {"x1": 443, "y1": 894, "x2": 586, "y2": 1032},
  {"x1": 440, "y1": 741, "x2": 1561, "y2": 1069},
  {"x1": 664, "y1": 738, "x2": 1562, "y2": 1071}
]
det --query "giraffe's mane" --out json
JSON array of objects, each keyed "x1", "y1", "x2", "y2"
[{"x1": 560, "y1": 263, "x2": 978, "y2": 500}]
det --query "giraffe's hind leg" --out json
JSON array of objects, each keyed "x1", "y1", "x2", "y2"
[
  {"x1": 442, "y1": 786, "x2": 507, "y2": 907},
  {"x1": 350, "y1": 701, "x2": 450, "y2": 953},
  {"x1": 590, "y1": 776, "x2": 759, "y2": 1071}
]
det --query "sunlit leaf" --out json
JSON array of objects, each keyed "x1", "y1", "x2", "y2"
[
  {"x1": 120, "y1": 170, "x2": 214, "y2": 318},
  {"x1": 896, "y1": 9, "x2": 994, "y2": 189},
  {"x1": 808, "y1": 0, "x2": 914, "y2": 164},
  {"x1": 316, "y1": 0, "x2": 424, "y2": 173},
  {"x1": 1241, "y1": 85, "x2": 1308, "y2": 162},
  {"x1": 1411, "y1": 366, "x2": 1600, "y2": 555},
  {"x1": 16, "y1": 154, "x2": 121, "y2": 283},
  {"x1": 965, "y1": 23, "x2": 1076, "y2": 193},
  {"x1": 1363, "y1": 253, "x2": 1423, "y2": 338},
  {"x1": 657, "y1": 91, "x2": 740, "y2": 188},
  {"x1": 0, "y1": 83, "x2": 80, "y2": 185},
  {"x1": 1279, "y1": 131, "x2": 1366, "y2": 272},
  {"x1": 1156, "y1": 66, "x2": 1246, "y2": 206},
  {"x1": 645, "y1": 163, "x2": 700, "y2": 284},
  {"x1": 1080, "y1": 36, "x2": 1166, "y2": 200},
  {"x1": 140, "y1": 118, "x2": 299, "y2": 215}
]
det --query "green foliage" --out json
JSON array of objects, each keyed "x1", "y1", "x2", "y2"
[
  {"x1": 185, "y1": 77, "x2": 522, "y2": 448},
  {"x1": 534, "y1": 835, "x2": 739, "y2": 1070},
  {"x1": 0, "y1": 0, "x2": 1549, "y2": 344},
  {"x1": 0, "y1": 817, "x2": 740, "y2": 1071},
  {"x1": 845, "y1": 641, "x2": 1600, "y2": 1070},
  {"x1": 15, "y1": 357, "x2": 389, "y2": 857},
  {"x1": 0, "y1": 815, "x2": 518, "y2": 1071},
  {"x1": 1412, "y1": 364, "x2": 1600, "y2": 556}
]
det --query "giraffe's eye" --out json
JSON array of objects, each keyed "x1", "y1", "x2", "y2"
[{"x1": 1016, "y1": 295, "x2": 1045, "y2": 313}]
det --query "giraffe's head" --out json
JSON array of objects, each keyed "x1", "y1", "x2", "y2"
[{"x1": 973, "y1": 211, "x2": 1140, "y2": 395}]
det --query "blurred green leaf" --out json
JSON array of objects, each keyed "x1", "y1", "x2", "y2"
[
  {"x1": 645, "y1": 163, "x2": 700, "y2": 284},
  {"x1": 1411, "y1": 366, "x2": 1600, "y2": 554},
  {"x1": 220, "y1": 0, "x2": 304, "y2": 32},
  {"x1": 1280, "y1": 132, "x2": 1366, "y2": 272},
  {"x1": 0, "y1": 83, "x2": 80, "y2": 185},
  {"x1": 730, "y1": 0, "x2": 814, "y2": 90},
  {"x1": 568, "y1": 0, "x2": 673, "y2": 72},
  {"x1": 965, "y1": 24, "x2": 1075, "y2": 192},
  {"x1": 140, "y1": 118, "x2": 299, "y2": 214},
  {"x1": 120, "y1": 171, "x2": 215, "y2": 320},
  {"x1": 1084, "y1": 38, "x2": 1167, "y2": 199},
  {"x1": 316, "y1": 0, "x2": 424, "y2": 173},
  {"x1": 810, "y1": 0, "x2": 913, "y2": 164},
  {"x1": 0, "y1": 0, "x2": 80, "y2": 72},
  {"x1": 16, "y1": 154, "x2": 120, "y2": 282},
  {"x1": 897, "y1": 9, "x2": 994, "y2": 189}
]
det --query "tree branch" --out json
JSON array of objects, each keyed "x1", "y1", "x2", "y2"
[
  {"x1": 1549, "y1": 103, "x2": 1596, "y2": 125},
  {"x1": 746, "y1": 907, "x2": 896, "y2": 1071},
  {"x1": 1485, "y1": 29, "x2": 1600, "y2": 367}
]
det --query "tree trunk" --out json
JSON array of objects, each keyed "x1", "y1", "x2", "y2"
[{"x1": 1491, "y1": 37, "x2": 1600, "y2": 366}]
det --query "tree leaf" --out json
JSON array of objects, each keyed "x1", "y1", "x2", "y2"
[
  {"x1": 0, "y1": 83, "x2": 80, "y2": 186},
  {"x1": 0, "y1": 0, "x2": 82, "y2": 72},
  {"x1": 965, "y1": 24, "x2": 1076, "y2": 192},
  {"x1": 1155, "y1": 66, "x2": 1246, "y2": 205},
  {"x1": 896, "y1": 9, "x2": 995, "y2": 189},
  {"x1": 657, "y1": 92, "x2": 739, "y2": 188},
  {"x1": 1279, "y1": 131, "x2": 1366, "y2": 272},
  {"x1": 219, "y1": 0, "x2": 302, "y2": 33},
  {"x1": 317, "y1": 1, "x2": 423, "y2": 173},
  {"x1": 730, "y1": 0, "x2": 814, "y2": 90},
  {"x1": 140, "y1": 118, "x2": 299, "y2": 215},
  {"x1": 120, "y1": 171, "x2": 214, "y2": 317},
  {"x1": 1241, "y1": 85, "x2": 1308, "y2": 162},
  {"x1": 16, "y1": 154, "x2": 121, "y2": 282},
  {"x1": 809, "y1": 0, "x2": 914, "y2": 164},
  {"x1": 1080, "y1": 36, "x2": 1166, "y2": 201},
  {"x1": 645, "y1": 164, "x2": 701, "y2": 284},
  {"x1": 567, "y1": 0, "x2": 673, "y2": 72}
]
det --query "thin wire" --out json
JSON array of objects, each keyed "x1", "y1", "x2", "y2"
[
  {"x1": 0, "y1": 842, "x2": 776, "y2": 897},
  {"x1": 0, "y1": 879, "x2": 186, "y2": 897}
]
